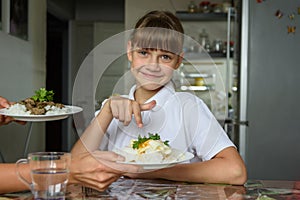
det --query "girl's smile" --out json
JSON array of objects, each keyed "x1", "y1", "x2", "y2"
[
  {"x1": 139, "y1": 64, "x2": 164, "y2": 79},
  {"x1": 127, "y1": 46, "x2": 183, "y2": 91}
]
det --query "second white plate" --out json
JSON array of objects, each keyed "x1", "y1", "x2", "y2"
[
  {"x1": 118, "y1": 151, "x2": 194, "y2": 170},
  {"x1": 0, "y1": 105, "x2": 83, "y2": 122}
]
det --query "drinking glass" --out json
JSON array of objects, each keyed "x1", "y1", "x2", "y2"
[{"x1": 16, "y1": 152, "x2": 71, "y2": 200}]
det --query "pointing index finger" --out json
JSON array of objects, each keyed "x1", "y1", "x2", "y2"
[{"x1": 134, "y1": 100, "x2": 156, "y2": 128}]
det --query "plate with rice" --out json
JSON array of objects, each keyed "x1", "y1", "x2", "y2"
[
  {"x1": 0, "y1": 88, "x2": 83, "y2": 122},
  {"x1": 0, "y1": 104, "x2": 83, "y2": 122}
]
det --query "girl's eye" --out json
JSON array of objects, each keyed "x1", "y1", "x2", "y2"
[
  {"x1": 161, "y1": 55, "x2": 172, "y2": 61},
  {"x1": 138, "y1": 50, "x2": 148, "y2": 56}
]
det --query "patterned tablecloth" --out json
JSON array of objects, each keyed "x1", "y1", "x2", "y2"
[{"x1": 1, "y1": 178, "x2": 300, "y2": 199}]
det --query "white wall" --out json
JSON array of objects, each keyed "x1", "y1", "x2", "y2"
[{"x1": 0, "y1": 0, "x2": 46, "y2": 162}]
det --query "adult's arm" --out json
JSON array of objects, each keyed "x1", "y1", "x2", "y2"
[
  {"x1": 0, "y1": 151, "x2": 141, "y2": 194},
  {"x1": 0, "y1": 163, "x2": 30, "y2": 194}
]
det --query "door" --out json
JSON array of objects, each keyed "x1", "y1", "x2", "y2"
[
  {"x1": 46, "y1": 12, "x2": 68, "y2": 151},
  {"x1": 240, "y1": 0, "x2": 300, "y2": 180}
]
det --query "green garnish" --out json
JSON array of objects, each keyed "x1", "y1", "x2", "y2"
[
  {"x1": 31, "y1": 88, "x2": 54, "y2": 102},
  {"x1": 132, "y1": 133, "x2": 169, "y2": 149}
]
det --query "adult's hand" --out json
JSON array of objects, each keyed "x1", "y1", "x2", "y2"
[
  {"x1": 0, "y1": 96, "x2": 26, "y2": 126},
  {"x1": 0, "y1": 97, "x2": 10, "y2": 108},
  {"x1": 69, "y1": 151, "x2": 141, "y2": 191},
  {"x1": 0, "y1": 96, "x2": 14, "y2": 126}
]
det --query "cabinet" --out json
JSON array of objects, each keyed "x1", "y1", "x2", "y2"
[
  {"x1": 174, "y1": 57, "x2": 233, "y2": 121},
  {"x1": 174, "y1": 8, "x2": 239, "y2": 140}
]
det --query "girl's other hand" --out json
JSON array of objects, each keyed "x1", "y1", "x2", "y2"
[{"x1": 69, "y1": 151, "x2": 141, "y2": 191}]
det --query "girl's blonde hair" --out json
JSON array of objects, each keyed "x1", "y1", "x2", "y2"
[{"x1": 130, "y1": 11, "x2": 184, "y2": 55}]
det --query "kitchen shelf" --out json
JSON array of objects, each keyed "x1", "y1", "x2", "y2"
[
  {"x1": 175, "y1": 11, "x2": 230, "y2": 21},
  {"x1": 180, "y1": 85, "x2": 214, "y2": 91},
  {"x1": 184, "y1": 52, "x2": 231, "y2": 60},
  {"x1": 183, "y1": 73, "x2": 214, "y2": 79}
]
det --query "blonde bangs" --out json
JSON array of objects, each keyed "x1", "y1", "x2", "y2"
[{"x1": 130, "y1": 27, "x2": 183, "y2": 55}]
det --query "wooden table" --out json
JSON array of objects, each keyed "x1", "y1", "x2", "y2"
[{"x1": 1, "y1": 178, "x2": 300, "y2": 199}]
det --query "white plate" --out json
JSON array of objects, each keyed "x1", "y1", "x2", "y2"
[
  {"x1": 118, "y1": 152, "x2": 194, "y2": 170},
  {"x1": 0, "y1": 105, "x2": 83, "y2": 122}
]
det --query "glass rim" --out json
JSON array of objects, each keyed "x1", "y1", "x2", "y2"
[{"x1": 28, "y1": 152, "x2": 71, "y2": 160}]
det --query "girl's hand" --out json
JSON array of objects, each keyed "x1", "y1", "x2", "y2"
[{"x1": 108, "y1": 96, "x2": 156, "y2": 128}]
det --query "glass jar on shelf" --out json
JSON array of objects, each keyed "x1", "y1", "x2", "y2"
[
  {"x1": 223, "y1": 41, "x2": 235, "y2": 57},
  {"x1": 211, "y1": 3, "x2": 223, "y2": 13},
  {"x1": 198, "y1": 29, "x2": 211, "y2": 53},
  {"x1": 199, "y1": 29, "x2": 208, "y2": 47},
  {"x1": 199, "y1": 1, "x2": 211, "y2": 13},
  {"x1": 222, "y1": 0, "x2": 232, "y2": 13},
  {"x1": 188, "y1": 1, "x2": 197, "y2": 13},
  {"x1": 212, "y1": 39, "x2": 224, "y2": 53}
]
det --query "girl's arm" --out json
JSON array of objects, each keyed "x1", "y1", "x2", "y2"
[
  {"x1": 125, "y1": 146, "x2": 247, "y2": 185},
  {"x1": 71, "y1": 100, "x2": 113, "y2": 154},
  {"x1": 71, "y1": 97, "x2": 156, "y2": 155}
]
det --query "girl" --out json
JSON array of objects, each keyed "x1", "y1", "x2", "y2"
[{"x1": 72, "y1": 10, "x2": 247, "y2": 185}]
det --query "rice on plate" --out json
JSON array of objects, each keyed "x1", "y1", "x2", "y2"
[
  {"x1": 6, "y1": 103, "x2": 71, "y2": 116},
  {"x1": 4, "y1": 88, "x2": 70, "y2": 116}
]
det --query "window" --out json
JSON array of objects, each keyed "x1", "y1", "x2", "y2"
[
  {"x1": 0, "y1": 0, "x2": 2, "y2": 30},
  {"x1": 10, "y1": 0, "x2": 28, "y2": 40}
]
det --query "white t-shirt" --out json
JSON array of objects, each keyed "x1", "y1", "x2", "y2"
[{"x1": 99, "y1": 82, "x2": 235, "y2": 162}]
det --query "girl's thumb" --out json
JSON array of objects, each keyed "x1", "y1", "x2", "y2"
[{"x1": 140, "y1": 100, "x2": 156, "y2": 111}]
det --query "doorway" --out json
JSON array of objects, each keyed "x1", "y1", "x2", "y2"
[{"x1": 46, "y1": 12, "x2": 68, "y2": 151}]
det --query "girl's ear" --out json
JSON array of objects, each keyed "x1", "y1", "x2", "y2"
[
  {"x1": 174, "y1": 52, "x2": 184, "y2": 70},
  {"x1": 127, "y1": 41, "x2": 133, "y2": 62}
]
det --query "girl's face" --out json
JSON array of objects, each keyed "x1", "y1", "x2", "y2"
[{"x1": 127, "y1": 43, "x2": 183, "y2": 91}]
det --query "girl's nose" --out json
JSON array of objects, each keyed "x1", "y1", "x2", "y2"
[
  {"x1": 146, "y1": 63, "x2": 160, "y2": 71},
  {"x1": 146, "y1": 56, "x2": 160, "y2": 71},
  {"x1": 149, "y1": 55, "x2": 159, "y2": 64}
]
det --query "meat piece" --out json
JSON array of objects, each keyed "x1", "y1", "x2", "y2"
[
  {"x1": 30, "y1": 107, "x2": 46, "y2": 115},
  {"x1": 25, "y1": 103, "x2": 33, "y2": 110},
  {"x1": 17, "y1": 95, "x2": 65, "y2": 115},
  {"x1": 55, "y1": 103, "x2": 65, "y2": 108},
  {"x1": 23, "y1": 98, "x2": 36, "y2": 106},
  {"x1": 46, "y1": 101, "x2": 55, "y2": 106},
  {"x1": 36, "y1": 102, "x2": 48, "y2": 109}
]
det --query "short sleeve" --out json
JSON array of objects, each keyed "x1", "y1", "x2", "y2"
[{"x1": 182, "y1": 95, "x2": 235, "y2": 161}]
